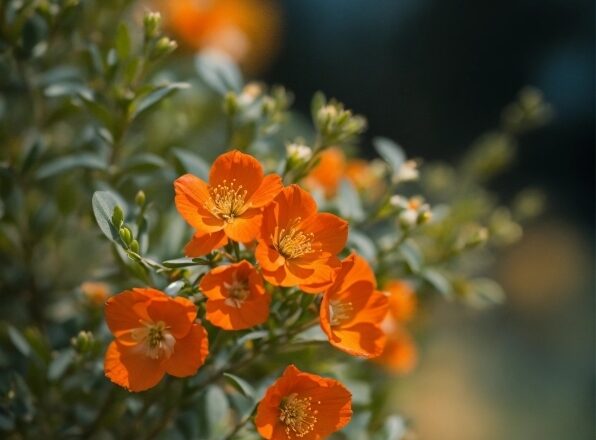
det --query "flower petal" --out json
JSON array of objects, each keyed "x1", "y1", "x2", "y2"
[
  {"x1": 249, "y1": 173, "x2": 283, "y2": 208},
  {"x1": 174, "y1": 173, "x2": 221, "y2": 231},
  {"x1": 223, "y1": 208, "x2": 262, "y2": 242},
  {"x1": 163, "y1": 323, "x2": 209, "y2": 377},
  {"x1": 146, "y1": 297, "x2": 196, "y2": 339},
  {"x1": 104, "y1": 341, "x2": 165, "y2": 392},
  {"x1": 209, "y1": 150, "x2": 263, "y2": 199},
  {"x1": 184, "y1": 230, "x2": 228, "y2": 257}
]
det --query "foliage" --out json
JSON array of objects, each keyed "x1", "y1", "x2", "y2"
[{"x1": 0, "y1": 1, "x2": 551, "y2": 438}]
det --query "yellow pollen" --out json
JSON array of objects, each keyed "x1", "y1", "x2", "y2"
[
  {"x1": 206, "y1": 179, "x2": 248, "y2": 223},
  {"x1": 279, "y1": 393, "x2": 318, "y2": 438},
  {"x1": 223, "y1": 277, "x2": 250, "y2": 308},
  {"x1": 275, "y1": 218, "x2": 314, "y2": 259},
  {"x1": 329, "y1": 300, "x2": 354, "y2": 326},
  {"x1": 131, "y1": 320, "x2": 175, "y2": 359}
]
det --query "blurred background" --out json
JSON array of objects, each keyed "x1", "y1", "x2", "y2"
[{"x1": 258, "y1": 1, "x2": 594, "y2": 439}]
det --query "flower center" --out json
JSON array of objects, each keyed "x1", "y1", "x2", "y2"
[
  {"x1": 275, "y1": 218, "x2": 314, "y2": 260},
  {"x1": 279, "y1": 393, "x2": 318, "y2": 438},
  {"x1": 329, "y1": 300, "x2": 354, "y2": 326},
  {"x1": 223, "y1": 278, "x2": 250, "y2": 308},
  {"x1": 131, "y1": 320, "x2": 175, "y2": 360},
  {"x1": 207, "y1": 179, "x2": 248, "y2": 223}
]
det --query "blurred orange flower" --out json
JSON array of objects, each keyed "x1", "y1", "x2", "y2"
[
  {"x1": 255, "y1": 364, "x2": 352, "y2": 439},
  {"x1": 104, "y1": 288, "x2": 208, "y2": 392},
  {"x1": 303, "y1": 147, "x2": 346, "y2": 198},
  {"x1": 175, "y1": 150, "x2": 282, "y2": 256},
  {"x1": 255, "y1": 185, "x2": 348, "y2": 292},
  {"x1": 80, "y1": 281, "x2": 110, "y2": 306},
  {"x1": 374, "y1": 280, "x2": 418, "y2": 374},
  {"x1": 320, "y1": 253, "x2": 388, "y2": 358},
  {"x1": 345, "y1": 158, "x2": 386, "y2": 197},
  {"x1": 199, "y1": 260, "x2": 270, "y2": 330},
  {"x1": 157, "y1": 0, "x2": 281, "y2": 73}
]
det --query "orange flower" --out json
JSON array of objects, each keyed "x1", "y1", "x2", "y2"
[
  {"x1": 255, "y1": 185, "x2": 348, "y2": 292},
  {"x1": 373, "y1": 281, "x2": 418, "y2": 374},
  {"x1": 303, "y1": 147, "x2": 346, "y2": 198},
  {"x1": 104, "y1": 288, "x2": 208, "y2": 392},
  {"x1": 175, "y1": 150, "x2": 282, "y2": 257},
  {"x1": 345, "y1": 159, "x2": 386, "y2": 197},
  {"x1": 156, "y1": 0, "x2": 281, "y2": 73},
  {"x1": 385, "y1": 280, "x2": 417, "y2": 323},
  {"x1": 80, "y1": 281, "x2": 110, "y2": 306},
  {"x1": 199, "y1": 260, "x2": 270, "y2": 330},
  {"x1": 319, "y1": 253, "x2": 388, "y2": 358},
  {"x1": 255, "y1": 364, "x2": 352, "y2": 440},
  {"x1": 373, "y1": 326, "x2": 418, "y2": 375}
]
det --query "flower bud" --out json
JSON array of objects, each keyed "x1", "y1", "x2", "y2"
[
  {"x1": 111, "y1": 205, "x2": 124, "y2": 227},
  {"x1": 119, "y1": 226, "x2": 132, "y2": 245},
  {"x1": 153, "y1": 37, "x2": 177, "y2": 58},
  {"x1": 393, "y1": 160, "x2": 419, "y2": 184},
  {"x1": 286, "y1": 143, "x2": 312, "y2": 164},
  {"x1": 223, "y1": 92, "x2": 238, "y2": 116},
  {"x1": 143, "y1": 11, "x2": 162, "y2": 39},
  {"x1": 130, "y1": 239, "x2": 140, "y2": 253},
  {"x1": 71, "y1": 330, "x2": 95, "y2": 353},
  {"x1": 135, "y1": 190, "x2": 146, "y2": 207}
]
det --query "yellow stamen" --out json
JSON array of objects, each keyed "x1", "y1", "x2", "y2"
[
  {"x1": 329, "y1": 300, "x2": 354, "y2": 326},
  {"x1": 223, "y1": 277, "x2": 250, "y2": 308},
  {"x1": 279, "y1": 393, "x2": 318, "y2": 438},
  {"x1": 206, "y1": 179, "x2": 248, "y2": 223},
  {"x1": 275, "y1": 218, "x2": 314, "y2": 259},
  {"x1": 131, "y1": 320, "x2": 175, "y2": 359}
]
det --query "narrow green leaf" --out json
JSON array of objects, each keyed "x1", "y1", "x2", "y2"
[
  {"x1": 173, "y1": 148, "x2": 210, "y2": 180},
  {"x1": 92, "y1": 191, "x2": 123, "y2": 243},
  {"x1": 373, "y1": 137, "x2": 406, "y2": 172},
  {"x1": 131, "y1": 82, "x2": 190, "y2": 118},
  {"x1": 223, "y1": 373, "x2": 255, "y2": 399},
  {"x1": 195, "y1": 52, "x2": 242, "y2": 95},
  {"x1": 48, "y1": 349, "x2": 75, "y2": 381},
  {"x1": 120, "y1": 153, "x2": 168, "y2": 173},
  {"x1": 400, "y1": 239, "x2": 423, "y2": 273},
  {"x1": 8, "y1": 326, "x2": 31, "y2": 357},
  {"x1": 422, "y1": 268, "x2": 452, "y2": 297},
  {"x1": 337, "y1": 179, "x2": 365, "y2": 221},
  {"x1": 36, "y1": 153, "x2": 107, "y2": 180}
]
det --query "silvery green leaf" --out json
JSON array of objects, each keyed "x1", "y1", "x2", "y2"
[
  {"x1": 195, "y1": 51, "x2": 243, "y2": 95},
  {"x1": 36, "y1": 153, "x2": 107, "y2": 180},
  {"x1": 173, "y1": 148, "x2": 210, "y2": 180},
  {"x1": 374, "y1": 137, "x2": 406, "y2": 172}
]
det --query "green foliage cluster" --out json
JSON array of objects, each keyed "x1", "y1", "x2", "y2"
[{"x1": 0, "y1": 1, "x2": 551, "y2": 438}]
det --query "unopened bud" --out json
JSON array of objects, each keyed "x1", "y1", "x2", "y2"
[
  {"x1": 417, "y1": 209, "x2": 432, "y2": 225},
  {"x1": 119, "y1": 226, "x2": 132, "y2": 245},
  {"x1": 286, "y1": 143, "x2": 312, "y2": 163},
  {"x1": 71, "y1": 330, "x2": 95, "y2": 353},
  {"x1": 111, "y1": 205, "x2": 124, "y2": 227},
  {"x1": 223, "y1": 92, "x2": 238, "y2": 115},
  {"x1": 153, "y1": 37, "x2": 177, "y2": 58},
  {"x1": 130, "y1": 239, "x2": 140, "y2": 253},
  {"x1": 143, "y1": 11, "x2": 162, "y2": 39},
  {"x1": 135, "y1": 190, "x2": 146, "y2": 207}
]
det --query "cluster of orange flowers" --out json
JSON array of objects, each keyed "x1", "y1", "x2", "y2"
[{"x1": 104, "y1": 150, "x2": 417, "y2": 438}]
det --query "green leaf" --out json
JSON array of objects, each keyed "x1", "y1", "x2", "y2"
[
  {"x1": 373, "y1": 137, "x2": 406, "y2": 172},
  {"x1": 77, "y1": 90, "x2": 114, "y2": 128},
  {"x1": 201, "y1": 386, "x2": 230, "y2": 439},
  {"x1": 162, "y1": 257, "x2": 209, "y2": 268},
  {"x1": 348, "y1": 229, "x2": 377, "y2": 262},
  {"x1": 48, "y1": 349, "x2": 75, "y2": 381},
  {"x1": 469, "y1": 278, "x2": 506, "y2": 307},
  {"x1": 195, "y1": 52, "x2": 242, "y2": 95},
  {"x1": 223, "y1": 373, "x2": 255, "y2": 400},
  {"x1": 131, "y1": 82, "x2": 191, "y2": 119},
  {"x1": 92, "y1": 191, "x2": 124, "y2": 243},
  {"x1": 36, "y1": 153, "x2": 107, "y2": 180},
  {"x1": 20, "y1": 138, "x2": 43, "y2": 174},
  {"x1": 164, "y1": 280, "x2": 185, "y2": 296},
  {"x1": 8, "y1": 326, "x2": 31, "y2": 357},
  {"x1": 400, "y1": 239, "x2": 423, "y2": 273},
  {"x1": 115, "y1": 22, "x2": 131, "y2": 61},
  {"x1": 374, "y1": 415, "x2": 407, "y2": 440},
  {"x1": 120, "y1": 153, "x2": 168, "y2": 173},
  {"x1": 337, "y1": 179, "x2": 365, "y2": 221},
  {"x1": 173, "y1": 148, "x2": 210, "y2": 180},
  {"x1": 422, "y1": 268, "x2": 452, "y2": 298}
]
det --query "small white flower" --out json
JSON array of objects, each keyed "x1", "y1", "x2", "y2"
[
  {"x1": 390, "y1": 195, "x2": 408, "y2": 209},
  {"x1": 393, "y1": 160, "x2": 419, "y2": 183},
  {"x1": 286, "y1": 143, "x2": 312, "y2": 162}
]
